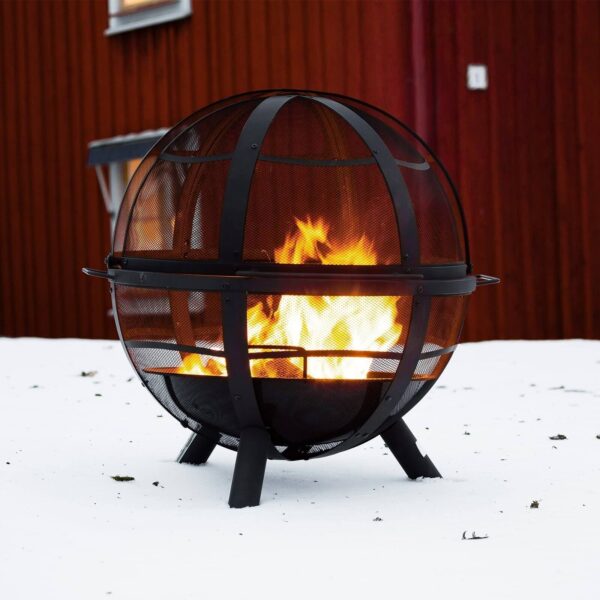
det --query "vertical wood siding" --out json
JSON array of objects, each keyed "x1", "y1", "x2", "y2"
[
  {"x1": 427, "y1": 0, "x2": 599, "y2": 340},
  {"x1": 0, "y1": 0, "x2": 598, "y2": 340}
]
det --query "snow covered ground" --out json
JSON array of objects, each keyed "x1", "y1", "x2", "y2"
[{"x1": 1, "y1": 337, "x2": 599, "y2": 599}]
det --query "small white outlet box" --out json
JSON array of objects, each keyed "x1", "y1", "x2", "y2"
[{"x1": 467, "y1": 64, "x2": 488, "y2": 90}]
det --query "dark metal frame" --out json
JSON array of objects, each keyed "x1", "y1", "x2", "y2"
[{"x1": 85, "y1": 90, "x2": 499, "y2": 508}]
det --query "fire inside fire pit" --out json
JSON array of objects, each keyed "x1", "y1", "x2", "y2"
[
  {"x1": 85, "y1": 89, "x2": 498, "y2": 507},
  {"x1": 164, "y1": 215, "x2": 404, "y2": 380}
]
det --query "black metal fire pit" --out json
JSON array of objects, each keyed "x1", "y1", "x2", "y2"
[{"x1": 85, "y1": 89, "x2": 498, "y2": 507}]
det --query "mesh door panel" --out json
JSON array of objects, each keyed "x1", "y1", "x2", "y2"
[
  {"x1": 113, "y1": 155, "x2": 158, "y2": 255},
  {"x1": 403, "y1": 167, "x2": 464, "y2": 263},
  {"x1": 349, "y1": 105, "x2": 467, "y2": 264},
  {"x1": 352, "y1": 106, "x2": 427, "y2": 164},
  {"x1": 165, "y1": 100, "x2": 259, "y2": 156},
  {"x1": 116, "y1": 287, "x2": 224, "y2": 348},
  {"x1": 115, "y1": 286, "x2": 237, "y2": 433},
  {"x1": 260, "y1": 97, "x2": 371, "y2": 160},
  {"x1": 113, "y1": 100, "x2": 259, "y2": 255},
  {"x1": 390, "y1": 380, "x2": 427, "y2": 416},
  {"x1": 122, "y1": 158, "x2": 230, "y2": 258},
  {"x1": 306, "y1": 440, "x2": 344, "y2": 455},
  {"x1": 425, "y1": 296, "x2": 468, "y2": 349},
  {"x1": 246, "y1": 294, "x2": 411, "y2": 380},
  {"x1": 386, "y1": 297, "x2": 467, "y2": 416},
  {"x1": 415, "y1": 295, "x2": 468, "y2": 380},
  {"x1": 123, "y1": 160, "x2": 185, "y2": 254},
  {"x1": 243, "y1": 162, "x2": 401, "y2": 265}
]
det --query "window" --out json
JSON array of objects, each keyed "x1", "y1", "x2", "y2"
[
  {"x1": 88, "y1": 129, "x2": 169, "y2": 233},
  {"x1": 106, "y1": 0, "x2": 192, "y2": 36}
]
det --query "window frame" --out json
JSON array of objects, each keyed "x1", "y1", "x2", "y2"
[
  {"x1": 88, "y1": 129, "x2": 169, "y2": 232},
  {"x1": 105, "y1": 0, "x2": 192, "y2": 36}
]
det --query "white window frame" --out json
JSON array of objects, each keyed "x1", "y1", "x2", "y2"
[
  {"x1": 105, "y1": 0, "x2": 192, "y2": 36},
  {"x1": 88, "y1": 129, "x2": 169, "y2": 233}
]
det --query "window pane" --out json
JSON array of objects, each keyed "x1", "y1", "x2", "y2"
[{"x1": 119, "y1": 0, "x2": 174, "y2": 12}]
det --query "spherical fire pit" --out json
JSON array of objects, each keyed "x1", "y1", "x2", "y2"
[{"x1": 85, "y1": 90, "x2": 498, "y2": 507}]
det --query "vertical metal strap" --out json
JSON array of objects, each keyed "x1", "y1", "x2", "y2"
[
  {"x1": 219, "y1": 94, "x2": 296, "y2": 263},
  {"x1": 219, "y1": 95, "x2": 296, "y2": 434},
  {"x1": 309, "y1": 96, "x2": 421, "y2": 268},
  {"x1": 318, "y1": 296, "x2": 431, "y2": 458},
  {"x1": 396, "y1": 379, "x2": 436, "y2": 418},
  {"x1": 169, "y1": 109, "x2": 246, "y2": 360},
  {"x1": 221, "y1": 290, "x2": 264, "y2": 428},
  {"x1": 216, "y1": 92, "x2": 423, "y2": 446}
]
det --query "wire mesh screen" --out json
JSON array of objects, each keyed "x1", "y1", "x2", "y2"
[
  {"x1": 106, "y1": 91, "x2": 474, "y2": 456},
  {"x1": 166, "y1": 100, "x2": 259, "y2": 156},
  {"x1": 244, "y1": 98, "x2": 402, "y2": 264},
  {"x1": 246, "y1": 293, "x2": 411, "y2": 380},
  {"x1": 121, "y1": 158, "x2": 230, "y2": 258},
  {"x1": 113, "y1": 155, "x2": 157, "y2": 256},
  {"x1": 403, "y1": 167, "x2": 464, "y2": 263},
  {"x1": 425, "y1": 295, "x2": 468, "y2": 349},
  {"x1": 243, "y1": 162, "x2": 401, "y2": 265},
  {"x1": 415, "y1": 295, "x2": 468, "y2": 380},
  {"x1": 114, "y1": 99, "x2": 260, "y2": 258},
  {"x1": 390, "y1": 379, "x2": 428, "y2": 417},
  {"x1": 261, "y1": 97, "x2": 371, "y2": 159},
  {"x1": 345, "y1": 102, "x2": 466, "y2": 264},
  {"x1": 115, "y1": 286, "x2": 238, "y2": 434},
  {"x1": 113, "y1": 92, "x2": 466, "y2": 266},
  {"x1": 116, "y1": 287, "x2": 222, "y2": 346},
  {"x1": 124, "y1": 159, "x2": 186, "y2": 254}
]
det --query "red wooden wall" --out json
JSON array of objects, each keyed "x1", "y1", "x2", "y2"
[
  {"x1": 0, "y1": 0, "x2": 598, "y2": 340},
  {"x1": 429, "y1": 0, "x2": 600, "y2": 340}
]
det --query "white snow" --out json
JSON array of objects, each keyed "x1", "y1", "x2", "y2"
[{"x1": 1, "y1": 337, "x2": 599, "y2": 599}]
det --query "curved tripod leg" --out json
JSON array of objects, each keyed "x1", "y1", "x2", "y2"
[
  {"x1": 381, "y1": 418, "x2": 441, "y2": 479},
  {"x1": 177, "y1": 430, "x2": 219, "y2": 465},
  {"x1": 228, "y1": 428, "x2": 270, "y2": 508}
]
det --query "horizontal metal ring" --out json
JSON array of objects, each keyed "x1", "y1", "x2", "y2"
[
  {"x1": 107, "y1": 268, "x2": 476, "y2": 296},
  {"x1": 105, "y1": 256, "x2": 469, "y2": 279},
  {"x1": 159, "y1": 151, "x2": 430, "y2": 171},
  {"x1": 125, "y1": 339, "x2": 457, "y2": 362}
]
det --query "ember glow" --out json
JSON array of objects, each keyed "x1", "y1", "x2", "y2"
[{"x1": 177, "y1": 216, "x2": 403, "y2": 379}]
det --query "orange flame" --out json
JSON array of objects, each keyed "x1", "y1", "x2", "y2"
[{"x1": 177, "y1": 216, "x2": 402, "y2": 379}]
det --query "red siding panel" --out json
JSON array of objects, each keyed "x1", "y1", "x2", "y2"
[{"x1": 0, "y1": 0, "x2": 598, "y2": 340}]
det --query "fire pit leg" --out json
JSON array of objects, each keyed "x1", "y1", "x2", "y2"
[
  {"x1": 177, "y1": 431, "x2": 218, "y2": 465},
  {"x1": 228, "y1": 428, "x2": 270, "y2": 508},
  {"x1": 381, "y1": 419, "x2": 441, "y2": 479}
]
